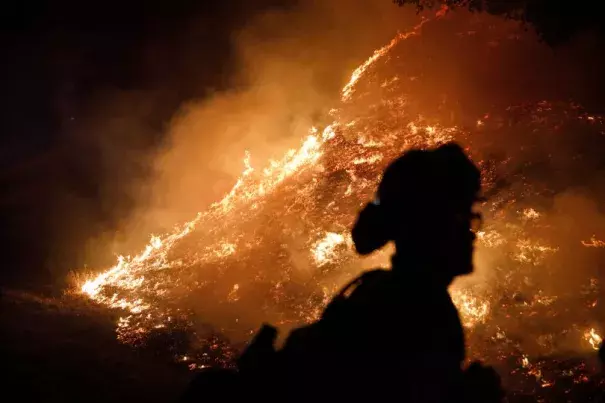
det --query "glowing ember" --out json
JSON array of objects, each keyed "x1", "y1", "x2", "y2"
[
  {"x1": 584, "y1": 328, "x2": 603, "y2": 351},
  {"x1": 311, "y1": 232, "x2": 348, "y2": 266},
  {"x1": 451, "y1": 290, "x2": 490, "y2": 328},
  {"x1": 513, "y1": 239, "x2": 558, "y2": 266},
  {"x1": 521, "y1": 208, "x2": 541, "y2": 220},
  {"x1": 476, "y1": 230, "x2": 505, "y2": 248},
  {"x1": 227, "y1": 284, "x2": 240, "y2": 302},
  {"x1": 582, "y1": 236, "x2": 605, "y2": 248}
]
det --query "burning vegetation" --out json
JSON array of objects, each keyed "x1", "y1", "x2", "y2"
[{"x1": 78, "y1": 13, "x2": 604, "y2": 399}]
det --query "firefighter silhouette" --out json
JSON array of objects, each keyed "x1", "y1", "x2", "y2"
[{"x1": 182, "y1": 142, "x2": 503, "y2": 403}]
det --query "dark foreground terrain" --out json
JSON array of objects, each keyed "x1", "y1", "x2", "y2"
[
  {"x1": 1, "y1": 289, "x2": 190, "y2": 403},
  {"x1": 2, "y1": 288, "x2": 604, "y2": 402}
]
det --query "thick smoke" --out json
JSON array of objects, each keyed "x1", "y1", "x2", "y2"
[
  {"x1": 136, "y1": 0, "x2": 421, "y2": 340},
  {"x1": 142, "y1": 1, "x2": 420, "y2": 234}
]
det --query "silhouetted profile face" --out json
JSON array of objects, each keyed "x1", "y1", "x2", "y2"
[
  {"x1": 428, "y1": 204, "x2": 481, "y2": 277},
  {"x1": 352, "y1": 142, "x2": 482, "y2": 281}
]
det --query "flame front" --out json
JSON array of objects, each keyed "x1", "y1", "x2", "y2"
[{"x1": 79, "y1": 22, "x2": 435, "y2": 339}]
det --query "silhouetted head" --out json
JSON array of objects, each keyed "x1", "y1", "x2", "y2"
[{"x1": 352, "y1": 142, "x2": 482, "y2": 282}]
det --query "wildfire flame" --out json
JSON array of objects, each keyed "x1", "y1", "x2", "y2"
[
  {"x1": 80, "y1": 21, "x2": 443, "y2": 336},
  {"x1": 76, "y1": 15, "x2": 605, "y2": 396},
  {"x1": 341, "y1": 19, "x2": 427, "y2": 102}
]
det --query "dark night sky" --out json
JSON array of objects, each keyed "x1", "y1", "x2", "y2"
[
  {"x1": 1, "y1": 0, "x2": 293, "y2": 161},
  {"x1": 0, "y1": 0, "x2": 295, "y2": 287}
]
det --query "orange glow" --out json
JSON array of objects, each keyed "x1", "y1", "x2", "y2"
[
  {"x1": 75, "y1": 16, "x2": 605, "y2": 393},
  {"x1": 341, "y1": 20, "x2": 428, "y2": 102}
]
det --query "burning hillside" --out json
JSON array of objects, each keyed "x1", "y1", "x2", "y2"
[{"x1": 78, "y1": 14, "x2": 604, "y2": 399}]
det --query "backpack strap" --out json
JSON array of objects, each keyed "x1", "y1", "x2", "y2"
[
  {"x1": 336, "y1": 269, "x2": 389, "y2": 298},
  {"x1": 321, "y1": 269, "x2": 389, "y2": 321}
]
